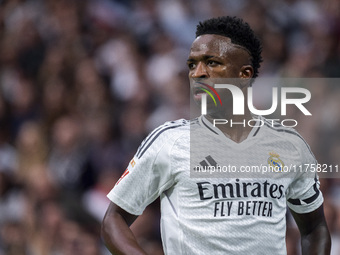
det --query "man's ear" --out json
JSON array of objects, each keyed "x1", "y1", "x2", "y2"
[
  {"x1": 239, "y1": 65, "x2": 254, "y2": 88},
  {"x1": 239, "y1": 65, "x2": 254, "y2": 79}
]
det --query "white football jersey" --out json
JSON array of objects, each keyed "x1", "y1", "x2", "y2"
[{"x1": 107, "y1": 116, "x2": 323, "y2": 255}]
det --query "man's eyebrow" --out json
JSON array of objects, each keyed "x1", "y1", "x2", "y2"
[{"x1": 187, "y1": 55, "x2": 216, "y2": 62}]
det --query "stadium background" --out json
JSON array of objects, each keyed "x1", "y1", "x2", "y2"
[{"x1": 0, "y1": 0, "x2": 339, "y2": 254}]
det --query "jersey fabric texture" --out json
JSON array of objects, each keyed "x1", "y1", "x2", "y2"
[{"x1": 107, "y1": 116, "x2": 323, "y2": 255}]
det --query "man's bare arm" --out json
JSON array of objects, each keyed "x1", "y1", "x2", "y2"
[
  {"x1": 290, "y1": 204, "x2": 331, "y2": 255},
  {"x1": 101, "y1": 202, "x2": 147, "y2": 255}
]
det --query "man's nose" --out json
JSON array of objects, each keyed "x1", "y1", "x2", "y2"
[{"x1": 192, "y1": 62, "x2": 209, "y2": 78}]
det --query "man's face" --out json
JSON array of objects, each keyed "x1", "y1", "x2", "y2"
[{"x1": 187, "y1": 34, "x2": 253, "y2": 113}]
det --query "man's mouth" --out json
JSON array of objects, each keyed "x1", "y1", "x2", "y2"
[{"x1": 193, "y1": 88, "x2": 207, "y2": 99}]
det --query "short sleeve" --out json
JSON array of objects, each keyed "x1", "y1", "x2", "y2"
[
  {"x1": 286, "y1": 141, "x2": 323, "y2": 214},
  {"x1": 107, "y1": 123, "x2": 181, "y2": 215},
  {"x1": 286, "y1": 173, "x2": 323, "y2": 214}
]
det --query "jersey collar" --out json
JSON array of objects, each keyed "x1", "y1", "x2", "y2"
[{"x1": 198, "y1": 115, "x2": 262, "y2": 141}]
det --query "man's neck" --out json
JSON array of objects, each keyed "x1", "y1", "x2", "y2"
[{"x1": 205, "y1": 111, "x2": 253, "y2": 143}]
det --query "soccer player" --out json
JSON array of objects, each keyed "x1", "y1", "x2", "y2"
[{"x1": 101, "y1": 16, "x2": 331, "y2": 255}]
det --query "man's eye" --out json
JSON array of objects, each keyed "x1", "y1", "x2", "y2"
[
  {"x1": 188, "y1": 63, "x2": 196, "y2": 70},
  {"x1": 207, "y1": 60, "x2": 218, "y2": 66}
]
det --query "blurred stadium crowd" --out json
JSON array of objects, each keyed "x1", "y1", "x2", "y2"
[{"x1": 0, "y1": 0, "x2": 339, "y2": 254}]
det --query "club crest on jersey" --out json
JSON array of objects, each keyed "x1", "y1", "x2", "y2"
[{"x1": 268, "y1": 152, "x2": 284, "y2": 172}]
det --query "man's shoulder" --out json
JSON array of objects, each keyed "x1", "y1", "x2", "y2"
[
  {"x1": 259, "y1": 116, "x2": 313, "y2": 155},
  {"x1": 148, "y1": 118, "x2": 190, "y2": 136},
  {"x1": 260, "y1": 117, "x2": 300, "y2": 137},
  {"x1": 135, "y1": 119, "x2": 189, "y2": 159},
  {"x1": 157, "y1": 118, "x2": 190, "y2": 136}
]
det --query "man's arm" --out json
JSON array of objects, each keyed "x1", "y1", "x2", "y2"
[
  {"x1": 290, "y1": 204, "x2": 331, "y2": 255},
  {"x1": 101, "y1": 202, "x2": 147, "y2": 255}
]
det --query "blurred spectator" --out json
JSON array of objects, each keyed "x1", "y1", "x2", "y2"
[
  {"x1": 0, "y1": 170, "x2": 24, "y2": 229},
  {"x1": 41, "y1": 77, "x2": 71, "y2": 134},
  {"x1": 82, "y1": 170, "x2": 120, "y2": 222},
  {"x1": 28, "y1": 198, "x2": 64, "y2": 255},
  {"x1": 48, "y1": 115, "x2": 93, "y2": 194},
  {"x1": 0, "y1": 221, "x2": 27, "y2": 255},
  {"x1": 15, "y1": 121, "x2": 48, "y2": 182}
]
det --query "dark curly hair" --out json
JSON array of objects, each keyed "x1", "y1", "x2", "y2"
[{"x1": 196, "y1": 16, "x2": 263, "y2": 78}]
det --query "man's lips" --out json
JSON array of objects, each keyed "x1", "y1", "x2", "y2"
[
  {"x1": 194, "y1": 88, "x2": 206, "y2": 95},
  {"x1": 192, "y1": 82, "x2": 223, "y2": 106},
  {"x1": 193, "y1": 87, "x2": 207, "y2": 98}
]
